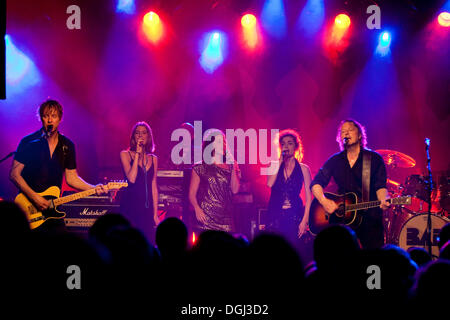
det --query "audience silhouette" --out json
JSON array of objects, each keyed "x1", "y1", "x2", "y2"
[{"x1": 0, "y1": 200, "x2": 446, "y2": 316}]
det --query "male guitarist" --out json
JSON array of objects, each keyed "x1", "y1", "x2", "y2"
[
  {"x1": 311, "y1": 119, "x2": 390, "y2": 249},
  {"x1": 9, "y1": 99, "x2": 107, "y2": 231}
]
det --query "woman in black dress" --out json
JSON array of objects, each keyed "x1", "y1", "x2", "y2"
[
  {"x1": 120, "y1": 121, "x2": 159, "y2": 243},
  {"x1": 188, "y1": 129, "x2": 240, "y2": 233},
  {"x1": 267, "y1": 129, "x2": 312, "y2": 246}
]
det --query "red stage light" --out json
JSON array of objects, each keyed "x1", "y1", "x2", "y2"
[
  {"x1": 143, "y1": 11, "x2": 160, "y2": 26},
  {"x1": 240, "y1": 13, "x2": 261, "y2": 50},
  {"x1": 334, "y1": 13, "x2": 351, "y2": 29},
  {"x1": 241, "y1": 14, "x2": 257, "y2": 29},
  {"x1": 142, "y1": 11, "x2": 163, "y2": 44}
]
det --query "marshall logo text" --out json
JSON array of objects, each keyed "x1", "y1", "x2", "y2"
[{"x1": 80, "y1": 208, "x2": 108, "y2": 216}]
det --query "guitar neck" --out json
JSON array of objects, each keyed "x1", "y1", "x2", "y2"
[
  {"x1": 53, "y1": 189, "x2": 98, "y2": 206},
  {"x1": 345, "y1": 200, "x2": 381, "y2": 212}
]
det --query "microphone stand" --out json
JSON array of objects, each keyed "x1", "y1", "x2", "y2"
[
  {"x1": 0, "y1": 151, "x2": 15, "y2": 164},
  {"x1": 343, "y1": 139, "x2": 350, "y2": 223},
  {"x1": 425, "y1": 138, "x2": 433, "y2": 256}
]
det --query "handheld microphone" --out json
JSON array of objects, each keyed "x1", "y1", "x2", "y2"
[
  {"x1": 282, "y1": 150, "x2": 289, "y2": 157},
  {"x1": 46, "y1": 125, "x2": 53, "y2": 138},
  {"x1": 343, "y1": 137, "x2": 349, "y2": 145}
]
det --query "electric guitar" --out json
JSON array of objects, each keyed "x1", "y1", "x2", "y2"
[
  {"x1": 15, "y1": 181, "x2": 128, "y2": 229},
  {"x1": 308, "y1": 192, "x2": 411, "y2": 235}
]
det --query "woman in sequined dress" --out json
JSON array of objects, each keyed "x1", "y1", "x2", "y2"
[
  {"x1": 188, "y1": 130, "x2": 240, "y2": 232},
  {"x1": 267, "y1": 129, "x2": 312, "y2": 244}
]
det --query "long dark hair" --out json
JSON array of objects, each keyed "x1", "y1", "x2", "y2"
[{"x1": 129, "y1": 121, "x2": 155, "y2": 153}]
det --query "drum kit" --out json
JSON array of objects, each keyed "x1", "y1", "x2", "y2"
[{"x1": 377, "y1": 149, "x2": 450, "y2": 258}]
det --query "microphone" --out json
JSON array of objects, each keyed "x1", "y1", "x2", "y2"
[
  {"x1": 282, "y1": 150, "x2": 289, "y2": 158},
  {"x1": 46, "y1": 125, "x2": 53, "y2": 138},
  {"x1": 343, "y1": 137, "x2": 349, "y2": 145}
]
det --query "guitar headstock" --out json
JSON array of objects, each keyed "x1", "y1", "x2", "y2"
[
  {"x1": 391, "y1": 196, "x2": 412, "y2": 206},
  {"x1": 106, "y1": 180, "x2": 128, "y2": 190}
]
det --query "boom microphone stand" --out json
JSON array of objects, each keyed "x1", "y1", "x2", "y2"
[
  {"x1": 425, "y1": 138, "x2": 433, "y2": 256},
  {"x1": 0, "y1": 151, "x2": 15, "y2": 164}
]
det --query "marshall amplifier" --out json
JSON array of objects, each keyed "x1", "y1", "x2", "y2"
[{"x1": 60, "y1": 194, "x2": 120, "y2": 235}]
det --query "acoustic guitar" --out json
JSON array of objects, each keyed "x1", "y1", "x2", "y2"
[{"x1": 309, "y1": 192, "x2": 411, "y2": 235}]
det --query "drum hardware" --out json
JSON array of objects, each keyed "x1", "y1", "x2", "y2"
[
  {"x1": 384, "y1": 206, "x2": 415, "y2": 245},
  {"x1": 423, "y1": 138, "x2": 434, "y2": 256},
  {"x1": 438, "y1": 175, "x2": 450, "y2": 213},
  {"x1": 378, "y1": 146, "x2": 450, "y2": 252}
]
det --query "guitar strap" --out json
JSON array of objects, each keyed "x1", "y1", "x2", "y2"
[{"x1": 362, "y1": 151, "x2": 371, "y2": 202}]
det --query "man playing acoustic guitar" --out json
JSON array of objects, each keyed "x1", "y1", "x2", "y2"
[
  {"x1": 9, "y1": 99, "x2": 108, "y2": 231},
  {"x1": 310, "y1": 119, "x2": 390, "y2": 249}
]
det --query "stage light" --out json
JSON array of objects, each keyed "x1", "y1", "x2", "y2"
[
  {"x1": 297, "y1": 0, "x2": 325, "y2": 38},
  {"x1": 5, "y1": 35, "x2": 39, "y2": 84},
  {"x1": 116, "y1": 0, "x2": 135, "y2": 14},
  {"x1": 142, "y1": 11, "x2": 163, "y2": 44},
  {"x1": 240, "y1": 13, "x2": 261, "y2": 50},
  {"x1": 144, "y1": 11, "x2": 160, "y2": 26},
  {"x1": 438, "y1": 11, "x2": 450, "y2": 27},
  {"x1": 4, "y1": 35, "x2": 41, "y2": 95},
  {"x1": 334, "y1": 14, "x2": 351, "y2": 29},
  {"x1": 261, "y1": 0, "x2": 287, "y2": 38},
  {"x1": 375, "y1": 31, "x2": 392, "y2": 57},
  {"x1": 199, "y1": 31, "x2": 226, "y2": 73},
  {"x1": 323, "y1": 13, "x2": 352, "y2": 62},
  {"x1": 379, "y1": 31, "x2": 391, "y2": 47},
  {"x1": 241, "y1": 14, "x2": 257, "y2": 29}
]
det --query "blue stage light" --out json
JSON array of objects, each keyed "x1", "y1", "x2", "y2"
[
  {"x1": 116, "y1": 0, "x2": 136, "y2": 15},
  {"x1": 199, "y1": 32, "x2": 226, "y2": 74}
]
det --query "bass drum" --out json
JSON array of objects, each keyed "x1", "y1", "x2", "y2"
[
  {"x1": 398, "y1": 213, "x2": 449, "y2": 258},
  {"x1": 384, "y1": 207, "x2": 415, "y2": 245}
]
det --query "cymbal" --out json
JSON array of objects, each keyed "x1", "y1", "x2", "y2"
[{"x1": 376, "y1": 149, "x2": 416, "y2": 168}]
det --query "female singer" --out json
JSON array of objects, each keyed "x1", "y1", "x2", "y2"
[
  {"x1": 267, "y1": 129, "x2": 312, "y2": 245},
  {"x1": 120, "y1": 121, "x2": 159, "y2": 243},
  {"x1": 189, "y1": 129, "x2": 240, "y2": 233}
]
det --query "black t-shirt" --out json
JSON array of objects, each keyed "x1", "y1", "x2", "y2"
[
  {"x1": 14, "y1": 129, "x2": 76, "y2": 193},
  {"x1": 311, "y1": 149, "x2": 387, "y2": 201}
]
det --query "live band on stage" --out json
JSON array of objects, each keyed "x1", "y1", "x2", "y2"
[
  {"x1": 5, "y1": 100, "x2": 449, "y2": 259},
  {"x1": 37, "y1": 150, "x2": 449, "y2": 257}
]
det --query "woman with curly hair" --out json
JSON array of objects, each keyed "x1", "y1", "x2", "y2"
[{"x1": 267, "y1": 129, "x2": 313, "y2": 247}]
